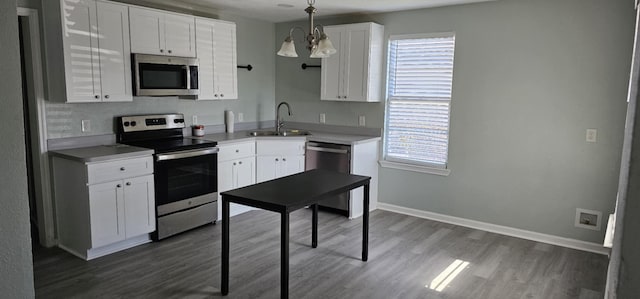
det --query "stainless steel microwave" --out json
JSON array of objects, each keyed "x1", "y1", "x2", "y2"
[{"x1": 132, "y1": 54, "x2": 199, "y2": 97}]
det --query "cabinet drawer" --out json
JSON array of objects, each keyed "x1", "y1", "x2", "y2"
[
  {"x1": 256, "y1": 140, "x2": 305, "y2": 156},
  {"x1": 218, "y1": 141, "x2": 255, "y2": 161},
  {"x1": 87, "y1": 156, "x2": 153, "y2": 184}
]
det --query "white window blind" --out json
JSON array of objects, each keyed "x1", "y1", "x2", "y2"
[{"x1": 384, "y1": 33, "x2": 455, "y2": 168}]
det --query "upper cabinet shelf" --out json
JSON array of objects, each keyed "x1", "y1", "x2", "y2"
[
  {"x1": 321, "y1": 22, "x2": 384, "y2": 102},
  {"x1": 129, "y1": 7, "x2": 196, "y2": 58}
]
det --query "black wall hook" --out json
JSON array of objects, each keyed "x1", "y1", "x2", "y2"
[
  {"x1": 301, "y1": 63, "x2": 321, "y2": 70},
  {"x1": 237, "y1": 64, "x2": 253, "y2": 71}
]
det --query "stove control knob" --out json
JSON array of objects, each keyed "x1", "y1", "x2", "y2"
[
  {"x1": 124, "y1": 121, "x2": 130, "y2": 127},
  {"x1": 131, "y1": 121, "x2": 137, "y2": 126}
]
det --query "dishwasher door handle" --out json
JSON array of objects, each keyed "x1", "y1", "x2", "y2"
[{"x1": 306, "y1": 146, "x2": 349, "y2": 154}]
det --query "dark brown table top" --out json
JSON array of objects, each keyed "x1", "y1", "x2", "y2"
[{"x1": 220, "y1": 169, "x2": 371, "y2": 213}]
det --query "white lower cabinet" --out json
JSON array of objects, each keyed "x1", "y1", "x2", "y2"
[
  {"x1": 217, "y1": 141, "x2": 256, "y2": 218},
  {"x1": 88, "y1": 175, "x2": 155, "y2": 248},
  {"x1": 256, "y1": 139, "x2": 305, "y2": 183},
  {"x1": 256, "y1": 155, "x2": 305, "y2": 183},
  {"x1": 52, "y1": 155, "x2": 155, "y2": 260}
]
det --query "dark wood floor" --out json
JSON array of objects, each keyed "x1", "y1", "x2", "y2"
[{"x1": 33, "y1": 209, "x2": 608, "y2": 298}]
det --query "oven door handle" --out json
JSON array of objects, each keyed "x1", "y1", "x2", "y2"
[{"x1": 156, "y1": 147, "x2": 219, "y2": 161}]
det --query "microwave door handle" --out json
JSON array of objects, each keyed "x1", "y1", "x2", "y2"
[{"x1": 184, "y1": 65, "x2": 191, "y2": 90}]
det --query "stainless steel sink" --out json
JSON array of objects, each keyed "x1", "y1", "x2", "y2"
[
  {"x1": 248, "y1": 130, "x2": 278, "y2": 136},
  {"x1": 248, "y1": 129, "x2": 310, "y2": 137}
]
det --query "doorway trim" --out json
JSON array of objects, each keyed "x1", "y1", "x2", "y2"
[{"x1": 17, "y1": 7, "x2": 55, "y2": 247}]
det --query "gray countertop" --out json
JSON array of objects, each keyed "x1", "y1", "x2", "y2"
[
  {"x1": 49, "y1": 145, "x2": 154, "y2": 163},
  {"x1": 197, "y1": 129, "x2": 380, "y2": 146}
]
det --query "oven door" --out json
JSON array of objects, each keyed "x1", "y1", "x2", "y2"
[{"x1": 154, "y1": 148, "x2": 218, "y2": 213}]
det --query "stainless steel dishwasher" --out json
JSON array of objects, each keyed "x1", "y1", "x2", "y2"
[{"x1": 305, "y1": 141, "x2": 351, "y2": 216}]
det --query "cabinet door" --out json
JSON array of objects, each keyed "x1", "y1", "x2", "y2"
[
  {"x1": 344, "y1": 26, "x2": 369, "y2": 102},
  {"x1": 96, "y1": 1, "x2": 132, "y2": 102},
  {"x1": 195, "y1": 19, "x2": 216, "y2": 99},
  {"x1": 61, "y1": 0, "x2": 101, "y2": 103},
  {"x1": 129, "y1": 7, "x2": 164, "y2": 55},
  {"x1": 218, "y1": 160, "x2": 234, "y2": 192},
  {"x1": 164, "y1": 13, "x2": 196, "y2": 57},
  {"x1": 256, "y1": 156, "x2": 278, "y2": 183},
  {"x1": 123, "y1": 175, "x2": 155, "y2": 238},
  {"x1": 235, "y1": 156, "x2": 256, "y2": 188},
  {"x1": 320, "y1": 26, "x2": 344, "y2": 101},
  {"x1": 88, "y1": 181, "x2": 125, "y2": 248},
  {"x1": 280, "y1": 155, "x2": 305, "y2": 178},
  {"x1": 213, "y1": 21, "x2": 237, "y2": 99}
]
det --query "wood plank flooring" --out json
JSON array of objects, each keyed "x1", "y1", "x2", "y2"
[{"x1": 33, "y1": 209, "x2": 608, "y2": 298}]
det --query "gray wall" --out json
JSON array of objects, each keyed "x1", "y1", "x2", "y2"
[
  {"x1": 0, "y1": 0, "x2": 35, "y2": 297},
  {"x1": 275, "y1": 0, "x2": 634, "y2": 243},
  {"x1": 43, "y1": 2, "x2": 276, "y2": 139}
]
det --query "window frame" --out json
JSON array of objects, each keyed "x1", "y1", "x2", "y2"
[{"x1": 381, "y1": 32, "x2": 456, "y2": 176}]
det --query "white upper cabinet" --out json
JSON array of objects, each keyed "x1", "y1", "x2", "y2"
[
  {"x1": 96, "y1": 1, "x2": 132, "y2": 102},
  {"x1": 321, "y1": 22, "x2": 384, "y2": 102},
  {"x1": 129, "y1": 7, "x2": 196, "y2": 57},
  {"x1": 56, "y1": 0, "x2": 132, "y2": 103},
  {"x1": 195, "y1": 18, "x2": 238, "y2": 100}
]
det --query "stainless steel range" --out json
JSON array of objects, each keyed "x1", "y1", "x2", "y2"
[{"x1": 116, "y1": 113, "x2": 218, "y2": 240}]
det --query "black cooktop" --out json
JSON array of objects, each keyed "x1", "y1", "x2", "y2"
[{"x1": 121, "y1": 138, "x2": 217, "y2": 154}]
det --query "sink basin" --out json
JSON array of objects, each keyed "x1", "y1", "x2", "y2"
[
  {"x1": 280, "y1": 129, "x2": 310, "y2": 136},
  {"x1": 248, "y1": 129, "x2": 310, "y2": 137},
  {"x1": 248, "y1": 130, "x2": 278, "y2": 136}
]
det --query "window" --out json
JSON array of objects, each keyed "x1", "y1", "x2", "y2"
[{"x1": 383, "y1": 33, "x2": 455, "y2": 175}]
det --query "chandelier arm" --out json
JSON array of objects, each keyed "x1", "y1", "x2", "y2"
[{"x1": 287, "y1": 26, "x2": 307, "y2": 42}]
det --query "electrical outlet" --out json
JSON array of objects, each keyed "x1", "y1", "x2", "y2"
[
  {"x1": 319, "y1": 113, "x2": 326, "y2": 124},
  {"x1": 359, "y1": 115, "x2": 366, "y2": 127},
  {"x1": 575, "y1": 208, "x2": 602, "y2": 231},
  {"x1": 586, "y1": 129, "x2": 597, "y2": 143},
  {"x1": 237, "y1": 112, "x2": 244, "y2": 122},
  {"x1": 81, "y1": 120, "x2": 91, "y2": 132},
  {"x1": 192, "y1": 115, "x2": 198, "y2": 125}
]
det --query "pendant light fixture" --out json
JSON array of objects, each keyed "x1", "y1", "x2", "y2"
[{"x1": 277, "y1": 0, "x2": 337, "y2": 58}]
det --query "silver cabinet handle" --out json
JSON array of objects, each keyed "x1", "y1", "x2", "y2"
[
  {"x1": 95, "y1": 95, "x2": 100, "y2": 99},
  {"x1": 120, "y1": 167, "x2": 125, "y2": 171},
  {"x1": 117, "y1": 184, "x2": 122, "y2": 188},
  {"x1": 126, "y1": 182, "x2": 131, "y2": 186},
  {"x1": 105, "y1": 95, "x2": 110, "y2": 99}
]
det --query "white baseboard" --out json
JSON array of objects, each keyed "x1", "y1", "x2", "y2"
[{"x1": 377, "y1": 203, "x2": 609, "y2": 255}]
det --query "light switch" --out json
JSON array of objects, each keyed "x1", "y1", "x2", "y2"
[
  {"x1": 586, "y1": 129, "x2": 597, "y2": 143},
  {"x1": 319, "y1": 113, "x2": 326, "y2": 124},
  {"x1": 238, "y1": 113, "x2": 244, "y2": 122},
  {"x1": 359, "y1": 115, "x2": 366, "y2": 127},
  {"x1": 192, "y1": 115, "x2": 198, "y2": 125},
  {"x1": 81, "y1": 120, "x2": 91, "y2": 132}
]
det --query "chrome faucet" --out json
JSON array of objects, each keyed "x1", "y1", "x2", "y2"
[{"x1": 276, "y1": 101, "x2": 292, "y2": 135}]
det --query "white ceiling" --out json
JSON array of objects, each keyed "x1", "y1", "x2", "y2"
[{"x1": 139, "y1": 0, "x2": 496, "y2": 23}]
